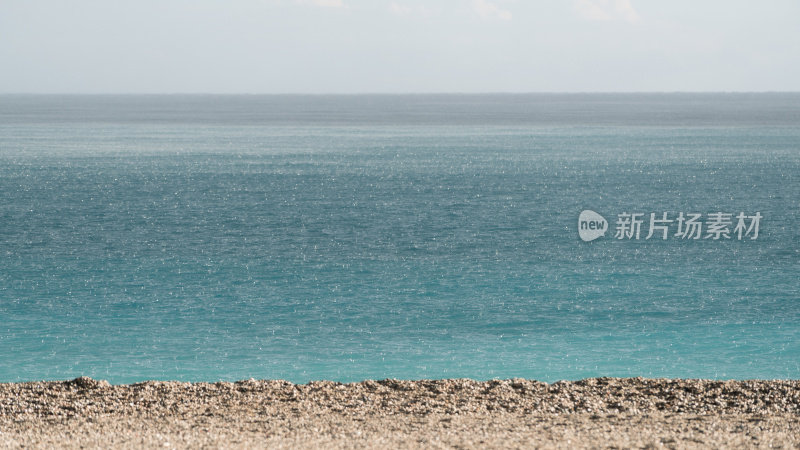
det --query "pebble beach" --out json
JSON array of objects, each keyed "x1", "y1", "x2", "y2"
[{"x1": 2, "y1": 377, "x2": 799, "y2": 448}]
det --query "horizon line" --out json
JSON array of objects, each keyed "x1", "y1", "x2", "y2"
[{"x1": 2, "y1": 91, "x2": 800, "y2": 96}]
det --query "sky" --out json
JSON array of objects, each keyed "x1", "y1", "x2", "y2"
[{"x1": 1, "y1": 0, "x2": 799, "y2": 93}]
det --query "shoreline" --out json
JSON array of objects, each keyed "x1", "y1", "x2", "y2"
[{"x1": 2, "y1": 377, "x2": 799, "y2": 448}]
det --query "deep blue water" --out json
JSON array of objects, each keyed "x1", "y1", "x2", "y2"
[{"x1": 1, "y1": 94, "x2": 799, "y2": 384}]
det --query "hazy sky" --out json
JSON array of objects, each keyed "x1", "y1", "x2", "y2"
[{"x1": 2, "y1": 0, "x2": 799, "y2": 93}]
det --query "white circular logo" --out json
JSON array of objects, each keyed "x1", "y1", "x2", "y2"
[{"x1": 578, "y1": 210, "x2": 607, "y2": 242}]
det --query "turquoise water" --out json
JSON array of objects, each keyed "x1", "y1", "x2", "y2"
[{"x1": 1, "y1": 94, "x2": 799, "y2": 384}]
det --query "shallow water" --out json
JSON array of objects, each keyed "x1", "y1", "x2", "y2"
[{"x1": 1, "y1": 94, "x2": 798, "y2": 383}]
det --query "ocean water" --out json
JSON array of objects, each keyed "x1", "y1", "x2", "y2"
[{"x1": 1, "y1": 94, "x2": 798, "y2": 384}]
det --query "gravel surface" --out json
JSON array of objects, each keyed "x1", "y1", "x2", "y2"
[{"x1": 2, "y1": 377, "x2": 799, "y2": 448}]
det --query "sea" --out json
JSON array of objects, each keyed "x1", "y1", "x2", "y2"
[{"x1": 0, "y1": 94, "x2": 798, "y2": 384}]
